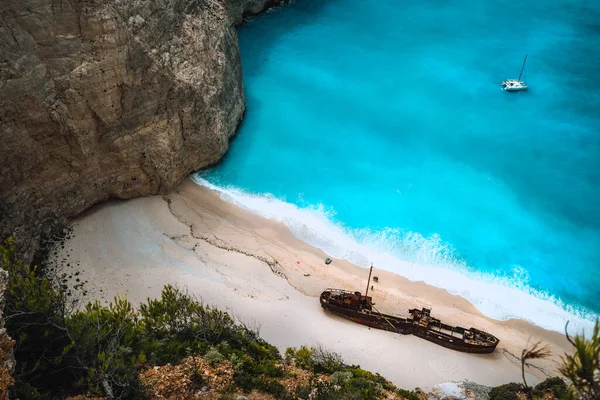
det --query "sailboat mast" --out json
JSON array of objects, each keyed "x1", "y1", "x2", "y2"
[
  {"x1": 364, "y1": 263, "x2": 373, "y2": 297},
  {"x1": 518, "y1": 54, "x2": 528, "y2": 81}
]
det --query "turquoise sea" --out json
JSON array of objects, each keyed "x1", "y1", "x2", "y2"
[{"x1": 195, "y1": 0, "x2": 600, "y2": 333}]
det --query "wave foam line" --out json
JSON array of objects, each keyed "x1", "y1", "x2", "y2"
[{"x1": 192, "y1": 175, "x2": 597, "y2": 335}]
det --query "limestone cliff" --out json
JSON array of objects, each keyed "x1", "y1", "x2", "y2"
[
  {"x1": 227, "y1": 0, "x2": 287, "y2": 25},
  {"x1": 0, "y1": 0, "x2": 272, "y2": 259}
]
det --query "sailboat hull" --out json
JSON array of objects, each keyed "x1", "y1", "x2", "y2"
[
  {"x1": 501, "y1": 79, "x2": 528, "y2": 91},
  {"x1": 503, "y1": 86, "x2": 528, "y2": 92}
]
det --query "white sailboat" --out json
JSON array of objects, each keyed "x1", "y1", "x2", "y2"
[{"x1": 501, "y1": 54, "x2": 528, "y2": 91}]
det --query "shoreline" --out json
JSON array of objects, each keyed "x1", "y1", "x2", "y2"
[
  {"x1": 192, "y1": 178, "x2": 597, "y2": 337},
  {"x1": 54, "y1": 177, "x2": 572, "y2": 390}
]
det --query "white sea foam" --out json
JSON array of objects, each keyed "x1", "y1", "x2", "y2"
[{"x1": 192, "y1": 175, "x2": 598, "y2": 335}]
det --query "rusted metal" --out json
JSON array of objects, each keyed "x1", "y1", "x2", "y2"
[
  {"x1": 320, "y1": 288, "x2": 499, "y2": 354},
  {"x1": 364, "y1": 264, "x2": 374, "y2": 298}
]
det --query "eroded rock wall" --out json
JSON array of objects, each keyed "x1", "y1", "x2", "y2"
[
  {"x1": 0, "y1": 0, "x2": 247, "y2": 259},
  {"x1": 227, "y1": 0, "x2": 287, "y2": 25}
]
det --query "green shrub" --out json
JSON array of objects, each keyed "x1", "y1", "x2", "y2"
[
  {"x1": 285, "y1": 345, "x2": 343, "y2": 374},
  {"x1": 2, "y1": 238, "x2": 421, "y2": 400},
  {"x1": 560, "y1": 320, "x2": 600, "y2": 400},
  {"x1": 532, "y1": 377, "x2": 567, "y2": 397},
  {"x1": 343, "y1": 377, "x2": 383, "y2": 400},
  {"x1": 229, "y1": 353, "x2": 244, "y2": 369},
  {"x1": 1, "y1": 238, "x2": 287, "y2": 398},
  {"x1": 67, "y1": 297, "x2": 143, "y2": 397},
  {"x1": 217, "y1": 341, "x2": 232, "y2": 356},
  {"x1": 295, "y1": 384, "x2": 314, "y2": 399},
  {"x1": 311, "y1": 345, "x2": 343, "y2": 374},
  {"x1": 489, "y1": 382, "x2": 525, "y2": 400},
  {"x1": 233, "y1": 368, "x2": 255, "y2": 392},
  {"x1": 2, "y1": 238, "x2": 85, "y2": 398},
  {"x1": 313, "y1": 382, "x2": 339, "y2": 400},
  {"x1": 306, "y1": 366, "x2": 385, "y2": 400},
  {"x1": 345, "y1": 366, "x2": 393, "y2": 392},
  {"x1": 205, "y1": 347, "x2": 225, "y2": 366},
  {"x1": 291, "y1": 345, "x2": 314, "y2": 369},
  {"x1": 285, "y1": 347, "x2": 296, "y2": 364},
  {"x1": 138, "y1": 284, "x2": 236, "y2": 365},
  {"x1": 256, "y1": 377, "x2": 290, "y2": 397},
  {"x1": 329, "y1": 370, "x2": 352, "y2": 385},
  {"x1": 397, "y1": 388, "x2": 421, "y2": 400},
  {"x1": 257, "y1": 358, "x2": 285, "y2": 378}
]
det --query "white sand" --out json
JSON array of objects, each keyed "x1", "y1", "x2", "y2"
[{"x1": 54, "y1": 178, "x2": 572, "y2": 391}]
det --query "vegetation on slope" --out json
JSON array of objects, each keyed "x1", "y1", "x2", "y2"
[
  {"x1": 491, "y1": 319, "x2": 600, "y2": 400},
  {"x1": 1, "y1": 237, "x2": 599, "y2": 399},
  {"x1": 0, "y1": 238, "x2": 418, "y2": 399}
]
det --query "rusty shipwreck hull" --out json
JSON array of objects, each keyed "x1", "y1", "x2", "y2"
[
  {"x1": 320, "y1": 300, "x2": 412, "y2": 334},
  {"x1": 320, "y1": 289, "x2": 499, "y2": 354},
  {"x1": 409, "y1": 326, "x2": 499, "y2": 354}
]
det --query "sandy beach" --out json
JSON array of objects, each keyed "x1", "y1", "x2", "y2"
[{"x1": 53, "y1": 178, "x2": 573, "y2": 391}]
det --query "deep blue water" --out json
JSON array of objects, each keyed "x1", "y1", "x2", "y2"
[{"x1": 195, "y1": 0, "x2": 600, "y2": 332}]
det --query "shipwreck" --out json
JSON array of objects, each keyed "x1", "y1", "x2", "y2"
[{"x1": 319, "y1": 266, "x2": 499, "y2": 354}]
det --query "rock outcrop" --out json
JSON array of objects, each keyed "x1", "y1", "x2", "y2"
[
  {"x1": 0, "y1": 0, "x2": 257, "y2": 259},
  {"x1": 227, "y1": 0, "x2": 287, "y2": 25},
  {"x1": 0, "y1": 0, "x2": 284, "y2": 394}
]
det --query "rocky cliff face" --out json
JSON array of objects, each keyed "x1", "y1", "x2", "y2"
[
  {"x1": 0, "y1": 0, "x2": 287, "y2": 259},
  {"x1": 227, "y1": 0, "x2": 287, "y2": 25},
  {"x1": 0, "y1": 0, "x2": 280, "y2": 393}
]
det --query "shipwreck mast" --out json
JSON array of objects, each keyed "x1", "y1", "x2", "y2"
[{"x1": 364, "y1": 263, "x2": 373, "y2": 298}]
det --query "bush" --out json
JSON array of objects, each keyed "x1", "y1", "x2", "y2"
[
  {"x1": 285, "y1": 345, "x2": 343, "y2": 374},
  {"x1": 397, "y1": 388, "x2": 421, "y2": 400},
  {"x1": 204, "y1": 347, "x2": 225, "y2": 366},
  {"x1": 311, "y1": 345, "x2": 343, "y2": 374},
  {"x1": 284, "y1": 347, "x2": 296, "y2": 364},
  {"x1": 67, "y1": 297, "x2": 143, "y2": 397},
  {"x1": 295, "y1": 384, "x2": 314, "y2": 398},
  {"x1": 345, "y1": 366, "x2": 393, "y2": 391},
  {"x1": 229, "y1": 353, "x2": 244, "y2": 369},
  {"x1": 288, "y1": 345, "x2": 314, "y2": 369},
  {"x1": 257, "y1": 358, "x2": 285, "y2": 378},
  {"x1": 533, "y1": 377, "x2": 569, "y2": 398},
  {"x1": 256, "y1": 377, "x2": 290, "y2": 397},
  {"x1": 2, "y1": 238, "x2": 289, "y2": 398},
  {"x1": 3, "y1": 238, "x2": 423, "y2": 400},
  {"x1": 489, "y1": 382, "x2": 525, "y2": 400},
  {"x1": 302, "y1": 366, "x2": 386, "y2": 400},
  {"x1": 560, "y1": 320, "x2": 600, "y2": 400},
  {"x1": 2, "y1": 238, "x2": 83, "y2": 398},
  {"x1": 284, "y1": 345, "x2": 394, "y2": 399},
  {"x1": 329, "y1": 370, "x2": 352, "y2": 385},
  {"x1": 313, "y1": 382, "x2": 339, "y2": 400},
  {"x1": 232, "y1": 368, "x2": 255, "y2": 392}
]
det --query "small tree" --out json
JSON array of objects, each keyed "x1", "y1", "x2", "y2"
[
  {"x1": 1, "y1": 238, "x2": 141, "y2": 399},
  {"x1": 1, "y1": 237, "x2": 81, "y2": 398},
  {"x1": 559, "y1": 320, "x2": 600, "y2": 400},
  {"x1": 521, "y1": 338, "x2": 551, "y2": 391}
]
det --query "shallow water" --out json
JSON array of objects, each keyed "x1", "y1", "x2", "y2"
[{"x1": 195, "y1": 0, "x2": 600, "y2": 333}]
